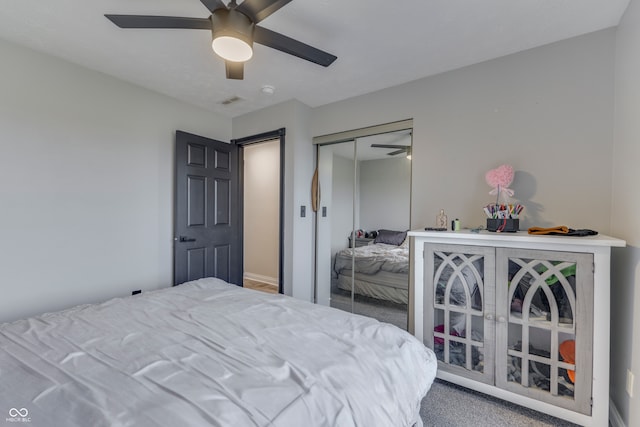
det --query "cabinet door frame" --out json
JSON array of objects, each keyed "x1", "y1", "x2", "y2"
[
  {"x1": 495, "y1": 248, "x2": 594, "y2": 415},
  {"x1": 425, "y1": 243, "x2": 496, "y2": 385}
]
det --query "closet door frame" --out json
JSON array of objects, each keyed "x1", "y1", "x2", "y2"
[{"x1": 313, "y1": 119, "x2": 414, "y2": 314}]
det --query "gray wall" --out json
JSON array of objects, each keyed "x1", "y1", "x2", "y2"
[
  {"x1": 233, "y1": 28, "x2": 618, "y2": 321},
  {"x1": 359, "y1": 157, "x2": 411, "y2": 232},
  {"x1": 312, "y1": 29, "x2": 616, "y2": 235},
  {"x1": 232, "y1": 100, "x2": 315, "y2": 301},
  {"x1": 0, "y1": 38, "x2": 231, "y2": 323},
  {"x1": 611, "y1": 0, "x2": 640, "y2": 424}
]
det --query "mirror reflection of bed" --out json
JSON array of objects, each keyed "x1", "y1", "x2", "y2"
[
  {"x1": 332, "y1": 229, "x2": 410, "y2": 328},
  {"x1": 315, "y1": 123, "x2": 412, "y2": 330}
]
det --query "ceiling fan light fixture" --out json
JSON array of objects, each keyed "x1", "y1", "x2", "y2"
[
  {"x1": 212, "y1": 36, "x2": 253, "y2": 62},
  {"x1": 211, "y1": 8, "x2": 255, "y2": 62}
]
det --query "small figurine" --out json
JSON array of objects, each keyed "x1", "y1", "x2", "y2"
[{"x1": 436, "y1": 209, "x2": 447, "y2": 228}]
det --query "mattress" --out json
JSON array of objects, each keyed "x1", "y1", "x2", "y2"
[
  {"x1": 337, "y1": 272, "x2": 408, "y2": 305},
  {"x1": 338, "y1": 269, "x2": 408, "y2": 290},
  {"x1": 0, "y1": 278, "x2": 436, "y2": 427}
]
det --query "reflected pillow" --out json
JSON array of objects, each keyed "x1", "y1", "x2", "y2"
[{"x1": 374, "y1": 229, "x2": 407, "y2": 246}]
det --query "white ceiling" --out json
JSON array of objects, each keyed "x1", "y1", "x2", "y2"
[{"x1": 0, "y1": 0, "x2": 630, "y2": 118}]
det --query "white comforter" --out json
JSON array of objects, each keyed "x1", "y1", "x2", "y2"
[{"x1": 0, "y1": 278, "x2": 436, "y2": 427}]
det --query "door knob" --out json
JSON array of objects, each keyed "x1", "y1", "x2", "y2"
[{"x1": 178, "y1": 236, "x2": 196, "y2": 242}]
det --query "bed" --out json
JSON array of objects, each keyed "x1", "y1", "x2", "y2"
[
  {"x1": 0, "y1": 277, "x2": 436, "y2": 427},
  {"x1": 333, "y1": 230, "x2": 409, "y2": 304}
]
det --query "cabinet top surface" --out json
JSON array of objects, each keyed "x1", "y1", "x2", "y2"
[{"x1": 408, "y1": 229, "x2": 626, "y2": 248}]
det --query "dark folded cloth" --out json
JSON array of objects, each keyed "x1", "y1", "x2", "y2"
[
  {"x1": 528, "y1": 226, "x2": 598, "y2": 236},
  {"x1": 566, "y1": 229, "x2": 598, "y2": 236}
]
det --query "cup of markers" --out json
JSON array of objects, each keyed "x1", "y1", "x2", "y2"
[{"x1": 484, "y1": 203, "x2": 523, "y2": 232}]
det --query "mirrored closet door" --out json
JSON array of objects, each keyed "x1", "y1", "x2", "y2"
[{"x1": 315, "y1": 122, "x2": 412, "y2": 330}]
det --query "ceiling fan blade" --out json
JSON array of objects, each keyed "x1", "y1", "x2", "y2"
[
  {"x1": 371, "y1": 144, "x2": 410, "y2": 149},
  {"x1": 387, "y1": 149, "x2": 407, "y2": 156},
  {"x1": 236, "y1": 0, "x2": 293, "y2": 23},
  {"x1": 254, "y1": 26, "x2": 337, "y2": 67},
  {"x1": 226, "y1": 61, "x2": 244, "y2": 79},
  {"x1": 105, "y1": 15, "x2": 211, "y2": 30},
  {"x1": 200, "y1": 0, "x2": 227, "y2": 13}
]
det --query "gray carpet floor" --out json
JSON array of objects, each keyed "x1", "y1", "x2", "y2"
[
  {"x1": 421, "y1": 379, "x2": 580, "y2": 426},
  {"x1": 330, "y1": 290, "x2": 580, "y2": 427}
]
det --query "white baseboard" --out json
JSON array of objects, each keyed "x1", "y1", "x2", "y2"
[
  {"x1": 609, "y1": 398, "x2": 625, "y2": 427},
  {"x1": 243, "y1": 272, "x2": 278, "y2": 287}
]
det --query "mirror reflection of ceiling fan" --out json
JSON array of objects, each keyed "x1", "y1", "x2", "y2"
[
  {"x1": 370, "y1": 144, "x2": 412, "y2": 157},
  {"x1": 104, "y1": 0, "x2": 337, "y2": 80}
]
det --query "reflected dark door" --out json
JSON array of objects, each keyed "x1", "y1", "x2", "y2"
[{"x1": 174, "y1": 130, "x2": 241, "y2": 286}]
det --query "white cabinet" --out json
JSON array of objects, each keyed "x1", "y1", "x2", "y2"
[{"x1": 409, "y1": 230, "x2": 625, "y2": 427}]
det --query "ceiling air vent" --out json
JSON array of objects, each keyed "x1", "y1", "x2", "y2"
[{"x1": 220, "y1": 96, "x2": 243, "y2": 105}]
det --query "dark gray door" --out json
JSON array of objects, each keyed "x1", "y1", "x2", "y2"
[{"x1": 174, "y1": 130, "x2": 241, "y2": 286}]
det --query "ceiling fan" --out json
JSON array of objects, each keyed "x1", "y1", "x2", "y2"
[
  {"x1": 105, "y1": 0, "x2": 337, "y2": 80},
  {"x1": 371, "y1": 144, "x2": 412, "y2": 157}
]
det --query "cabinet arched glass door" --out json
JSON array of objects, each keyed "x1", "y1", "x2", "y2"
[
  {"x1": 495, "y1": 248, "x2": 593, "y2": 415},
  {"x1": 316, "y1": 131, "x2": 412, "y2": 329}
]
